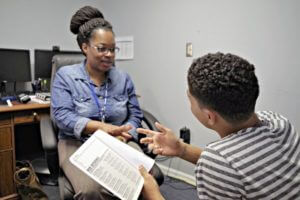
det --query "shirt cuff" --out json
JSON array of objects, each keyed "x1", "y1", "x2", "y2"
[
  {"x1": 126, "y1": 122, "x2": 138, "y2": 141},
  {"x1": 74, "y1": 117, "x2": 91, "y2": 140}
]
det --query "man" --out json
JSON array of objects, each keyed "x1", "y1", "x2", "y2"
[{"x1": 137, "y1": 52, "x2": 300, "y2": 199}]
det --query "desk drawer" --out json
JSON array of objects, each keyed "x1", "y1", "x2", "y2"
[
  {"x1": 0, "y1": 127, "x2": 12, "y2": 150},
  {"x1": 0, "y1": 113, "x2": 12, "y2": 126},
  {"x1": 13, "y1": 110, "x2": 49, "y2": 124},
  {"x1": 0, "y1": 151, "x2": 15, "y2": 196}
]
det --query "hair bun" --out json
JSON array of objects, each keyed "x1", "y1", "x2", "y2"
[{"x1": 70, "y1": 6, "x2": 104, "y2": 35}]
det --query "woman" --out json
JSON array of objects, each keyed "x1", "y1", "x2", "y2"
[{"x1": 51, "y1": 6, "x2": 143, "y2": 199}]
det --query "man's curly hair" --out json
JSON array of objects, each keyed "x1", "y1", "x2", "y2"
[{"x1": 187, "y1": 52, "x2": 259, "y2": 123}]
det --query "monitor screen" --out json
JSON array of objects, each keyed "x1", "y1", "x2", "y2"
[
  {"x1": 34, "y1": 49, "x2": 83, "y2": 79},
  {"x1": 0, "y1": 48, "x2": 31, "y2": 82}
]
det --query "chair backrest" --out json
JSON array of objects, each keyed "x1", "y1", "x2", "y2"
[
  {"x1": 50, "y1": 53, "x2": 85, "y2": 126},
  {"x1": 50, "y1": 54, "x2": 85, "y2": 90},
  {"x1": 141, "y1": 109, "x2": 159, "y2": 131}
]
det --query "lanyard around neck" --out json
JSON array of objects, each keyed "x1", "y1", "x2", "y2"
[{"x1": 87, "y1": 82, "x2": 108, "y2": 122}]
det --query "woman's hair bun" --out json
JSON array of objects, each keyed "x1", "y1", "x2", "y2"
[{"x1": 70, "y1": 6, "x2": 104, "y2": 35}]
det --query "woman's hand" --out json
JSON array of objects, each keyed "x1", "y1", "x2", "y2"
[
  {"x1": 84, "y1": 121, "x2": 132, "y2": 141},
  {"x1": 137, "y1": 122, "x2": 184, "y2": 157},
  {"x1": 102, "y1": 123, "x2": 132, "y2": 141},
  {"x1": 139, "y1": 165, "x2": 164, "y2": 200}
]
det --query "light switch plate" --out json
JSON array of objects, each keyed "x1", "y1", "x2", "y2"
[{"x1": 186, "y1": 42, "x2": 193, "y2": 57}]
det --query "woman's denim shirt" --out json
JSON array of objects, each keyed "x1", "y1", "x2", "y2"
[{"x1": 51, "y1": 61, "x2": 143, "y2": 141}]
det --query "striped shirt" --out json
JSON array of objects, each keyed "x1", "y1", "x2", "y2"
[{"x1": 195, "y1": 111, "x2": 300, "y2": 199}]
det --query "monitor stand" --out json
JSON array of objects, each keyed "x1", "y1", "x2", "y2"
[
  {"x1": 0, "y1": 80, "x2": 7, "y2": 96},
  {"x1": 0, "y1": 80, "x2": 17, "y2": 96}
]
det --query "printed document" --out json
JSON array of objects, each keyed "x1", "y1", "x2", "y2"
[{"x1": 70, "y1": 130, "x2": 155, "y2": 200}]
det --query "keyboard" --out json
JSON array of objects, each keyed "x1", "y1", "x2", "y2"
[{"x1": 35, "y1": 92, "x2": 51, "y2": 101}]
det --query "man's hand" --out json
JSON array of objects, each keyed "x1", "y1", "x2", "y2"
[
  {"x1": 139, "y1": 165, "x2": 164, "y2": 200},
  {"x1": 137, "y1": 122, "x2": 184, "y2": 157}
]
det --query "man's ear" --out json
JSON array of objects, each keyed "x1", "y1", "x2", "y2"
[{"x1": 203, "y1": 108, "x2": 216, "y2": 126}]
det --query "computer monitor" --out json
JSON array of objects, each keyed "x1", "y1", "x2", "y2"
[
  {"x1": 34, "y1": 49, "x2": 83, "y2": 80},
  {"x1": 0, "y1": 48, "x2": 31, "y2": 82}
]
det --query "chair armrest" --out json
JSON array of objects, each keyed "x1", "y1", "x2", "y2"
[
  {"x1": 141, "y1": 109, "x2": 159, "y2": 131},
  {"x1": 40, "y1": 115, "x2": 58, "y2": 152}
]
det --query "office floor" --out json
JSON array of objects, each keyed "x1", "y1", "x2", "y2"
[
  {"x1": 42, "y1": 176, "x2": 198, "y2": 200},
  {"x1": 159, "y1": 176, "x2": 198, "y2": 200}
]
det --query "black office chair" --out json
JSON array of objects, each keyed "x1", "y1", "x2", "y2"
[{"x1": 40, "y1": 54, "x2": 163, "y2": 199}]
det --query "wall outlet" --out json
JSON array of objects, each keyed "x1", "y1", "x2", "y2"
[
  {"x1": 186, "y1": 42, "x2": 193, "y2": 57},
  {"x1": 180, "y1": 127, "x2": 191, "y2": 144}
]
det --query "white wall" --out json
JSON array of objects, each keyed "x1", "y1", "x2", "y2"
[
  {"x1": 1, "y1": 0, "x2": 300, "y2": 177},
  {"x1": 0, "y1": 0, "x2": 101, "y2": 79},
  {"x1": 100, "y1": 0, "x2": 300, "y2": 176}
]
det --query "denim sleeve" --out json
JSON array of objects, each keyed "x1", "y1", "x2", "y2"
[
  {"x1": 51, "y1": 70, "x2": 90, "y2": 140},
  {"x1": 124, "y1": 74, "x2": 143, "y2": 141}
]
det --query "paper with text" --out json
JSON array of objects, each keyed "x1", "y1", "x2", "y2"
[{"x1": 70, "y1": 130, "x2": 155, "y2": 200}]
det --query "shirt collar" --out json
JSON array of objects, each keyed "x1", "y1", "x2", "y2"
[{"x1": 76, "y1": 59, "x2": 114, "y2": 85}]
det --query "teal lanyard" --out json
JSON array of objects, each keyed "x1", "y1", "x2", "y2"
[{"x1": 87, "y1": 82, "x2": 108, "y2": 122}]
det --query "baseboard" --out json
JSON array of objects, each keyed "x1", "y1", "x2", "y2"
[{"x1": 157, "y1": 164, "x2": 196, "y2": 186}]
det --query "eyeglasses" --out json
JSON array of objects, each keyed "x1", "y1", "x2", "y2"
[{"x1": 91, "y1": 45, "x2": 120, "y2": 54}]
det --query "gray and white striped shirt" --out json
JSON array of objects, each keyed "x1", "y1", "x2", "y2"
[{"x1": 195, "y1": 111, "x2": 300, "y2": 199}]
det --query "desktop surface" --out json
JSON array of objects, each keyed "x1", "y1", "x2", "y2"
[
  {"x1": 0, "y1": 91, "x2": 36, "y2": 105},
  {"x1": 0, "y1": 100, "x2": 50, "y2": 112}
]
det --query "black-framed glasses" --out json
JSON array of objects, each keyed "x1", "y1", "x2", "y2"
[{"x1": 91, "y1": 45, "x2": 120, "y2": 54}]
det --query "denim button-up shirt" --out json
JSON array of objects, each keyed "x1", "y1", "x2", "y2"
[{"x1": 51, "y1": 61, "x2": 143, "y2": 141}]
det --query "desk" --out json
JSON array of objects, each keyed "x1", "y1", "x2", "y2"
[{"x1": 0, "y1": 102, "x2": 49, "y2": 200}]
